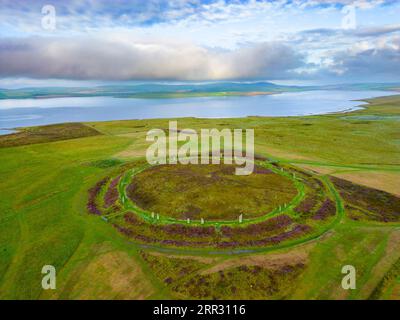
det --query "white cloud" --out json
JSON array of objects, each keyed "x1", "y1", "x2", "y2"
[
  {"x1": 0, "y1": 37, "x2": 305, "y2": 80},
  {"x1": 323, "y1": 36, "x2": 400, "y2": 80},
  {"x1": 0, "y1": 0, "x2": 399, "y2": 82}
]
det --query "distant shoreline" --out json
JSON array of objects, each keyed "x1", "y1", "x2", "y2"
[
  {"x1": 1, "y1": 81, "x2": 398, "y2": 101},
  {"x1": 1, "y1": 93, "x2": 398, "y2": 137},
  {"x1": 0, "y1": 91, "x2": 279, "y2": 100}
]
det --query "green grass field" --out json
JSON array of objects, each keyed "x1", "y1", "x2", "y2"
[{"x1": 0, "y1": 95, "x2": 399, "y2": 300}]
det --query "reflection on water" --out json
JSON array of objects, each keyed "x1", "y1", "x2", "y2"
[{"x1": 0, "y1": 90, "x2": 396, "y2": 130}]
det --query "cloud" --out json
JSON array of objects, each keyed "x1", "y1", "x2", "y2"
[
  {"x1": 300, "y1": 24, "x2": 400, "y2": 38},
  {"x1": 353, "y1": 24, "x2": 400, "y2": 37},
  {"x1": 0, "y1": 0, "x2": 395, "y2": 33},
  {"x1": 0, "y1": 37, "x2": 305, "y2": 80},
  {"x1": 0, "y1": 1, "x2": 399, "y2": 82},
  {"x1": 325, "y1": 36, "x2": 400, "y2": 80},
  {"x1": 295, "y1": 0, "x2": 395, "y2": 9}
]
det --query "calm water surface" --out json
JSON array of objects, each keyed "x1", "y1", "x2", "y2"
[{"x1": 0, "y1": 90, "x2": 396, "y2": 134}]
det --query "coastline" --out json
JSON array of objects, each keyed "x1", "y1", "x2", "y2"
[{"x1": 0, "y1": 93, "x2": 398, "y2": 136}]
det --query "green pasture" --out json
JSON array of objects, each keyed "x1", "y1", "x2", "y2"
[{"x1": 0, "y1": 95, "x2": 399, "y2": 299}]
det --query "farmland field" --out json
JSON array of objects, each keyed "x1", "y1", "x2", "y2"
[{"x1": 0, "y1": 95, "x2": 399, "y2": 300}]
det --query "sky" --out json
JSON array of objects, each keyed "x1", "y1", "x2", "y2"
[{"x1": 0, "y1": 0, "x2": 399, "y2": 86}]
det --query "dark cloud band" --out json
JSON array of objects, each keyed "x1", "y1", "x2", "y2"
[{"x1": 0, "y1": 37, "x2": 304, "y2": 80}]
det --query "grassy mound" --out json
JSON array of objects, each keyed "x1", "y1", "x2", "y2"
[
  {"x1": 86, "y1": 160, "x2": 339, "y2": 250},
  {"x1": 126, "y1": 163, "x2": 297, "y2": 221}
]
